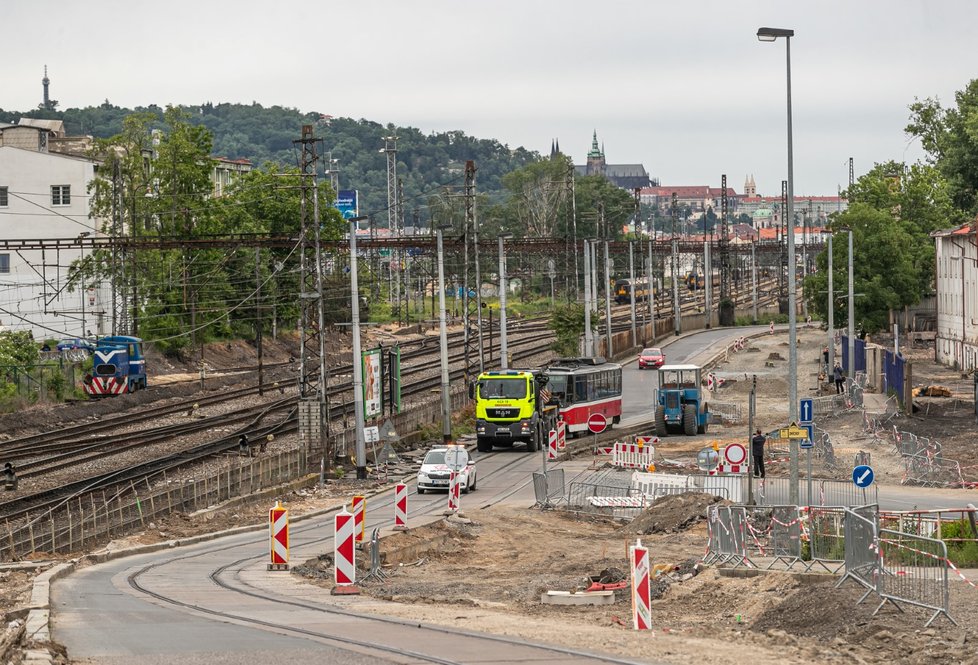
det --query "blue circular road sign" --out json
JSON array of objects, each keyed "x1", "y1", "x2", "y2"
[{"x1": 852, "y1": 464, "x2": 875, "y2": 488}]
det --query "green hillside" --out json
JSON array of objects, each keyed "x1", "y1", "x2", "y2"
[{"x1": 0, "y1": 101, "x2": 540, "y2": 225}]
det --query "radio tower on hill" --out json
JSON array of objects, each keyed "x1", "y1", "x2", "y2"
[{"x1": 41, "y1": 66, "x2": 57, "y2": 111}]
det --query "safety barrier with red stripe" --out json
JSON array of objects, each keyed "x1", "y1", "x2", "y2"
[
  {"x1": 351, "y1": 495, "x2": 366, "y2": 543},
  {"x1": 268, "y1": 500, "x2": 289, "y2": 570},
  {"x1": 334, "y1": 508, "x2": 357, "y2": 587},
  {"x1": 447, "y1": 470, "x2": 460, "y2": 513},
  {"x1": 612, "y1": 439, "x2": 656, "y2": 470},
  {"x1": 393, "y1": 483, "x2": 408, "y2": 530},
  {"x1": 557, "y1": 420, "x2": 566, "y2": 450},
  {"x1": 630, "y1": 540, "x2": 653, "y2": 630},
  {"x1": 548, "y1": 429, "x2": 558, "y2": 461}
]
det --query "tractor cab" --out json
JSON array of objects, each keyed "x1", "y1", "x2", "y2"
[{"x1": 654, "y1": 364, "x2": 708, "y2": 436}]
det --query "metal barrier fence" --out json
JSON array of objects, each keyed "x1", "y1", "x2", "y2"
[
  {"x1": 707, "y1": 401, "x2": 742, "y2": 425},
  {"x1": 806, "y1": 506, "x2": 846, "y2": 573},
  {"x1": 531, "y1": 468, "x2": 565, "y2": 508},
  {"x1": 876, "y1": 528, "x2": 956, "y2": 627},
  {"x1": 1, "y1": 448, "x2": 307, "y2": 561},
  {"x1": 837, "y1": 506, "x2": 879, "y2": 601},
  {"x1": 754, "y1": 477, "x2": 878, "y2": 507},
  {"x1": 564, "y1": 467, "x2": 641, "y2": 519},
  {"x1": 705, "y1": 505, "x2": 751, "y2": 568}
]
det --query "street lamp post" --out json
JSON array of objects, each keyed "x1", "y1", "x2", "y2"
[
  {"x1": 758, "y1": 26, "x2": 799, "y2": 505},
  {"x1": 498, "y1": 233, "x2": 512, "y2": 369},
  {"x1": 848, "y1": 229, "x2": 855, "y2": 380},
  {"x1": 348, "y1": 218, "x2": 367, "y2": 480}
]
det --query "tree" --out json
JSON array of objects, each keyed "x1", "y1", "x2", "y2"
[
  {"x1": 906, "y1": 78, "x2": 978, "y2": 215},
  {"x1": 804, "y1": 161, "x2": 956, "y2": 332}
]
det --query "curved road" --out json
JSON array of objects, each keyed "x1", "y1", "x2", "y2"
[{"x1": 54, "y1": 325, "x2": 966, "y2": 664}]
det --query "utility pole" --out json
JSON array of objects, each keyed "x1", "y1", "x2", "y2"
[
  {"x1": 499, "y1": 234, "x2": 511, "y2": 368},
  {"x1": 694, "y1": 233, "x2": 713, "y2": 329},
  {"x1": 256, "y1": 247, "x2": 264, "y2": 396},
  {"x1": 590, "y1": 240, "x2": 599, "y2": 356},
  {"x1": 465, "y1": 161, "x2": 484, "y2": 374},
  {"x1": 671, "y1": 192, "x2": 680, "y2": 336},
  {"x1": 629, "y1": 241, "x2": 637, "y2": 347},
  {"x1": 349, "y1": 220, "x2": 367, "y2": 480},
  {"x1": 569, "y1": 167, "x2": 579, "y2": 298},
  {"x1": 583, "y1": 239, "x2": 593, "y2": 357},
  {"x1": 382, "y1": 136, "x2": 399, "y2": 320},
  {"x1": 719, "y1": 174, "x2": 732, "y2": 325},
  {"x1": 647, "y1": 238, "x2": 655, "y2": 341},
  {"x1": 436, "y1": 227, "x2": 452, "y2": 443},
  {"x1": 848, "y1": 229, "x2": 855, "y2": 380},
  {"x1": 827, "y1": 233, "x2": 834, "y2": 374},
  {"x1": 751, "y1": 241, "x2": 759, "y2": 323},
  {"x1": 604, "y1": 241, "x2": 613, "y2": 358},
  {"x1": 294, "y1": 125, "x2": 329, "y2": 472}
]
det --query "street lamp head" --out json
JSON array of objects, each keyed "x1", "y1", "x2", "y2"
[
  {"x1": 349, "y1": 215, "x2": 369, "y2": 223},
  {"x1": 757, "y1": 26, "x2": 794, "y2": 41},
  {"x1": 498, "y1": 232, "x2": 513, "y2": 240}
]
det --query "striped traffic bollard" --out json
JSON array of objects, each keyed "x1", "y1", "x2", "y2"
[
  {"x1": 630, "y1": 539, "x2": 653, "y2": 630},
  {"x1": 393, "y1": 482, "x2": 408, "y2": 530},
  {"x1": 268, "y1": 500, "x2": 289, "y2": 571},
  {"x1": 556, "y1": 419, "x2": 566, "y2": 451},
  {"x1": 332, "y1": 507, "x2": 360, "y2": 595},
  {"x1": 548, "y1": 429, "x2": 558, "y2": 461},
  {"x1": 351, "y1": 495, "x2": 366, "y2": 543},
  {"x1": 445, "y1": 470, "x2": 460, "y2": 514}
]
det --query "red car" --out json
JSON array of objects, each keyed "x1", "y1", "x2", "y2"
[{"x1": 638, "y1": 347, "x2": 665, "y2": 369}]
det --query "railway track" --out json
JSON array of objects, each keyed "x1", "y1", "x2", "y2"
[{"x1": 0, "y1": 276, "x2": 781, "y2": 524}]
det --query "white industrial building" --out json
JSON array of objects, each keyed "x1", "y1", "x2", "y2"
[
  {"x1": 932, "y1": 222, "x2": 978, "y2": 371},
  {"x1": 0, "y1": 119, "x2": 108, "y2": 339}
]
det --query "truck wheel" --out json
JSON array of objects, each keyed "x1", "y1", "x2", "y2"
[
  {"x1": 526, "y1": 436, "x2": 538, "y2": 453},
  {"x1": 477, "y1": 437, "x2": 492, "y2": 453},
  {"x1": 683, "y1": 404, "x2": 697, "y2": 436},
  {"x1": 655, "y1": 406, "x2": 668, "y2": 437},
  {"x1": 697, "y1": 416, "x2": 709, "y2": 435}
]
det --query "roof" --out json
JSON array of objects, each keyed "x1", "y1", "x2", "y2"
[
  {"x1": 931, "y1": 220, "x2": 977, "y2": 238},
  {"x1": 605, "y1": 164, "x2": 648, "y2": 177},
  {"x1": 18, "y1": 118, "x2": 65, "y2": 135},
  {"x1": 641, "y1": 186, "x2": 738, "y2": 198}
]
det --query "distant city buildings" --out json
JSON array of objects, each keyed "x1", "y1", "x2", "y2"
[{"x1": 572, "y1": 131, "x2": 655, "y2": 190}]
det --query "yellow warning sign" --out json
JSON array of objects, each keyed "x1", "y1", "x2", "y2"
[{"x1": 779, "y1": 426, "x2": 809, "y2": 439}]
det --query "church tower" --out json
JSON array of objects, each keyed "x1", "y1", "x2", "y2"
[
  {"x1": 586, "y1": 130, "x2": 606, "y2": 176},
  {"x1": 744, "y1": 174, "x2": 757, "y2": 197}
]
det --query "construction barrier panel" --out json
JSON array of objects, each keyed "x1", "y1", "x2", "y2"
[
  {"x1": 334, "y1": 508, "x2": 356, "y2": 586},
  {"x1": 556, "y1": 420, "x2": 566, "y2": 451},
  {"x1": 630, "y1": 540, "x2": 653, "y2": 630},
  {"x1": 612, "y1": 440, "x2": 655, "y2": 470},
  {"x1": 447, "y1": 470, "x2": 459, "y2": 513},
  {"x1": 351, "y1": 495, "x2": 366, "y2": 543},
  {"x1": 548, "y1": 429, "x2": 558, "y2": 461},
  {"x1": 393, "y1": 483, "x2": 408, "y2": 530},
  {"x1": 268, "y1": 500, "x2": 289, "y2": 570}
]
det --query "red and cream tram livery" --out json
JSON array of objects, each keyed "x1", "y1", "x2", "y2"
[{"x1": 545, "y1": 357, "x2": 622, "y2": 435}]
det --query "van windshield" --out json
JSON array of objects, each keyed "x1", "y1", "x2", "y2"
[{"x1": 479, "y1": 378, "x2": 526, "y2": 400}]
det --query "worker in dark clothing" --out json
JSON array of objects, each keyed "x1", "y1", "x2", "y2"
[
  {"x1": 751, "y1": 429, "x2": 766, "y2": 479},
  {"x1": 834, "y1": 363, "x2": 845, "y2": 394},
  {"x1": 238, "y1": 434, "x2": 250, "y2": 457}
]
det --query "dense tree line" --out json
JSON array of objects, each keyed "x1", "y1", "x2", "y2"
[{"x1": 1, "y1": 101, "x2": 539, "y2": 223}]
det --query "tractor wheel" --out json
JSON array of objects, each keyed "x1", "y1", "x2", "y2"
[
  {"x1": 683, "y1": 404, "x2": 697, "y2": 436},
  {"x1": 697, "y1": 418, "x2": 709, "y2": 435},
  {"x1": 655, "y1": 406, "x2": 668, "y2": 437}
]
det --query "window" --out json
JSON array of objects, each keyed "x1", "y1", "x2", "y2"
[
  {"x1": 0, "y1": 186, "x2": 7, "y2": 206},
  {"x1": 0, "y1": 254, "x2": 8, "y2": 274},
  {"x1": 51, "y1": 185, "x2": 70, "y2": 206}
]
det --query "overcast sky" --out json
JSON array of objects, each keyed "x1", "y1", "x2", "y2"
[{"x1": 6, "y1": 1, "x2": 977, "y2": 195}]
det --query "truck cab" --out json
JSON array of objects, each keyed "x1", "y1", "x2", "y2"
[
  {"x1": 473, "y1": 369, "x2": 542, "y2": 453},
  {"x1": 654, "y1": 364, "x2": 708, "y2": 436}
]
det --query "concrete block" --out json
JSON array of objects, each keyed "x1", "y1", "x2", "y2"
[
  {"x1": 24, "y1": 610, "x2": 49, "y2": 642},
  {"x1": 541, "y1": 590, "x2": 615, "y2": 606}
]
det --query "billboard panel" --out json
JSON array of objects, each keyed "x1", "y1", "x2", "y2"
[
  {"x1": 362, "y1": 348, "x2": 382, "y2": 418},
  {"x1": 336, "y1": 190, "x2": 359, "y2": 220}
]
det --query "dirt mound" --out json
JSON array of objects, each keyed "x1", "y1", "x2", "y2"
[{"x1": 624, "y1": 492, "x2": 726, "y2": 535}]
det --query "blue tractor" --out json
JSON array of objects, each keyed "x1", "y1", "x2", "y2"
[{"x1": 654, "y1": 364, "x2": 709, "y2": 436}]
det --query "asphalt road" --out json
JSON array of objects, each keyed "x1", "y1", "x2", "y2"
[{"x1": 52, "y1": 448, "x2": 659, "y2": 665}]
